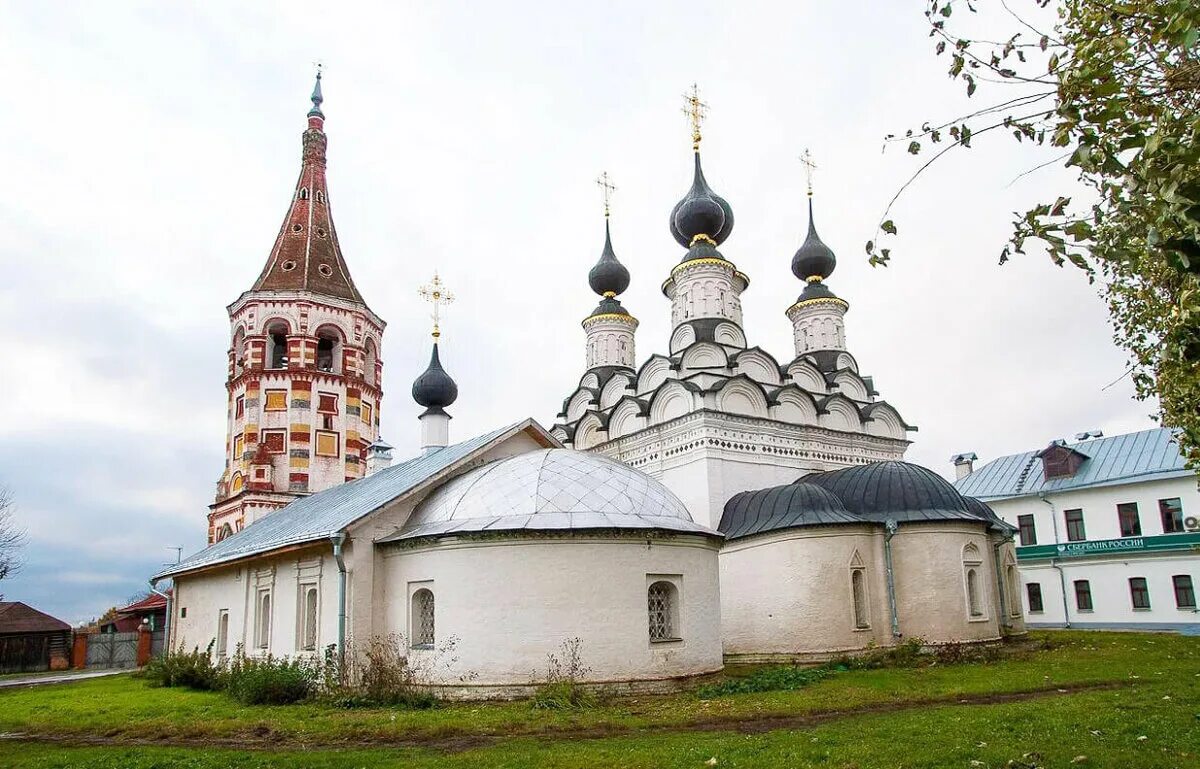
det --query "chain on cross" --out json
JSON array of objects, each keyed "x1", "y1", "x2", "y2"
[
  {"x1": 800, "y1": 148, "x2": 818, "y2": 197},
  {"x1": 417, "y1": 272, "x2": 454, "y2": 339},
  {"x1": 682, "y1": 83, "x2": 708, "y2": 150},
  {"x1": 596, "y1": 171, "x2": 616, "y2": 218}
]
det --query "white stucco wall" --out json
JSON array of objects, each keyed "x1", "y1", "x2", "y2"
[
  {"x1": 380, "y1": 534, "x2": 723, "y2": 687},
  {"x1": 720, "y1": 526, "x2": 887, "y2": 659},
  {"x1": 889, "y1": 524, "x2": 1004, "y2": 643},
  {"x1": 170, "y1": 546, "x2": 341, "y2": 659}
]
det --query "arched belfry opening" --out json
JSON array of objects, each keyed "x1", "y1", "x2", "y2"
[
  {"x1": 315, "y1": 326, "x2": 342, "y2": 373},
  {"x1": 266, "y1": 322, "x2": 289, "y2": 369}
]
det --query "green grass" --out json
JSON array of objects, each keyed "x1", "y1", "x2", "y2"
[{"x1": 0, "y1": 631, "x2": 1195, "y2": 768}]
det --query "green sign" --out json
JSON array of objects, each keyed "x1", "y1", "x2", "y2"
[{"x1": 1017, "y1": 531, "x2": 1200, "y2": 561}]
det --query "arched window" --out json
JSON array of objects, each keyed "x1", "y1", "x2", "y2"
[
  {"x1": 851, "y1": 569, "x2": 869, "y2": 629},
  {"x1": 230, "y1": 473, "x2": 244, "y2": 494},
  {"x1": 215, "y1": 523, "x2": 234, "y2": 542},
  {"x1": 315, "y1": 327, "x2": 341, "y2": 373},
  {"x1": 411, "y1": 589, "x2": 435, "y2": 648},
  {"x1": 966, "y1": 569, "x2": 982, "y2": 617},
  {"x1": 315, "y1": 190, "x2": 325, "y2": 203},
  {"x1": 363, "y1": 339, "x2": 378, "y2": 385},
  {"x1": 298, "y1": 187, "x2": 309, "y2": 200},
  {"x1": 266, "y1": 322, "x2": 289, "y2": 369},
  {"x1": 231, "y1": 328, "x2": 246, "y2": 377},
  {"x1": 216, "y1": 610, "x2": 229, "y2": 657},
  {"x1": 299, "y1": 585, "x2": 318, "y2": 651},
  {"x1": 647, "y1": 581, "x2": 679, "y2": 642},
  {"x1": 1006, "y1": 564, "x2": 1021, "y2": 617}
]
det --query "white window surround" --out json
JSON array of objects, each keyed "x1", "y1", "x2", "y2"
[
  {"x1": 409, "y1": 582, "x2": 435, "y2": 649},
  {"x1": 647, "y1": 575, "x2": 682, "y2": 644},
  {"x1": 216, "y1": 610, "x2": 229, "y2": 657},
  {"x1": 254, "y1": 589, "x2": 272, "y2": 649},
  {"x1": 298, "y1": 583, "x2": 319, "y2": 652}
]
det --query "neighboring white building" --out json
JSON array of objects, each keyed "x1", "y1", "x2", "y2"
[{"x1": 955, "y1": 429, "x2": 1200, "y2": 633}]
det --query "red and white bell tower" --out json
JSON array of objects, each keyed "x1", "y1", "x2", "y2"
[{"x1": 208, "y1": 71, "x2": 387, "y2": 544}]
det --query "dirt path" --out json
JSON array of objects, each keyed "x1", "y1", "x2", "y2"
[{"x1": 0, "y1": 681, "x2": 1127, "y2": 754}]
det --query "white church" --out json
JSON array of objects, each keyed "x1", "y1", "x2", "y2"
[{"x1": 156, "y1": 77, "x2": 1024, "y2": 696}]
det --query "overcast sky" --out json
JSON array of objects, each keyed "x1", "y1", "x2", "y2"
[{"x1": 0, "y1": 2, "x2": 1155, "y2": 623}]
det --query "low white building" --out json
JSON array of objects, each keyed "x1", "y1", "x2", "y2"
[{"x1": 954, "y1": 428, "x2": 1200, "y2": 633}]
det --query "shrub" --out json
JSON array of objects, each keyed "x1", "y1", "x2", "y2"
[
  {"x1": 325, "y1": 634, "x2": 467, "y2": 709},
  {"x1": 139, "y1": 642, "x2": 222, "y2": 691},
  {"x1": 697, "y1": 665, "x2": 833, "y2": 698},
  {"x1": 224, "y1": 649, "x2": 317, "y2": 705},
  {"x1": 531, "y1": 638, "x2": 595, "y2": 710}
]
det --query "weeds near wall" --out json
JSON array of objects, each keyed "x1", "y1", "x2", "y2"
[
  {"x1": 531, "y1": 637, "x2": 596, "y2": 710},
  {"x1": 326, "y1": 634, "x2": 473, "y2": 709},
  {"x1": 138, "y1": 641, "x2": 223, "y2": 691}
]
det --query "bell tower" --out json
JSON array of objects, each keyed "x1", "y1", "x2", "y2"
[{"x1": 208, "y1": 71, "x2": 387, "y2": 544}]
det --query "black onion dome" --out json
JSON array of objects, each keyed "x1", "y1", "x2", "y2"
[
  {"x1": 411, "y1": 343, "x2": 458, "y2": 414},
  {"x1": 670, "y1": 152, "x2": 734, "y2": 248},
  {"x1": 719, "y1": 482, "x2": 860, "y2": 540},
  {"x1": 588, "y1": 220, "x2": 630, "y2": 297},
  {"x1": 791, "y1": 199, "x2": 837, "y2": 281},
  {"x1": 799, "y1": 461, "x2": 982, "y2": 524}
]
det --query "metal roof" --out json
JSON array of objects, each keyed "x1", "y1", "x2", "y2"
[
  {"x1": 954, "y1": 428, "x2": 1191, "y2": 501},
  {"x1": 155, "y1": 420, "x2": 547, "y2": 580},
  {"x1": 382, "y1": 449, "x2": 717, "y2": 542},
  {"x1": 720, "y1": 483, "x2": 861, "y2": 540}
]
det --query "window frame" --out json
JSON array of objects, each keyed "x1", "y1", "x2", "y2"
[
  {"x1": 216, "y1": 609, "x2": 229, "y2": 657},
  {"x1": 647, "y1": 579, "x2": 682, "y2": 643},
  {"x1": 264, "y1": 389, "x2": 289, "y2": 412},
  {"x1": 1074, "y1": 579, "x2": 1093, "y2": 612},
  {"x1": 361, "y1": 401, "x2": 373, "y2": 427},
  {"x1": 1064, "y1": 509, "x2": 1086, "y2": 542},
  {"x1": 1128, "y1": 576, "x2": 1151, "y2": 610},
  {"x1": 235, "y1": 395, "x2": 245, "y2": 420},
  {"x1": 261, "y1": 429, "x2": 287, "y2": 455},
  {"x1": 1017, "y1": 514, "x2": 1037, "y2": 546},
  {"x1": 314, "y1": 430, "x2": 340, "y2": 458},
  {"x1": 1172, "y1": 574, "x2": 1196, "y2": 610},
  {"x1": 1026, "y1": 582, "x2": 1044, "y2": 613},
  {"x1": 850, "y1": 568, "x2": 870, "y2": 630},
  {"x1": 298, "y1": 583, "x2": 319, "y2": 652},
  {"x1": 1159, "y1": 498, "x2": 1184, "y2": 534},
  {"x1": 1117, "y1": 502, "x2": 1142, "y2": 537},
  {"x1": 410, "y1": 587, "x2": 435, "y2": 649},
  {"x1": 254, "y1": 589, "x2": 272, "y2": 650}
]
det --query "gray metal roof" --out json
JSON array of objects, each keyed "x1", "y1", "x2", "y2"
[
  {"x1": 720, "y1": 483, "x2": 862, "y2": 540},
  {"x1": 954, "y1": 428, "x2": 1191, "y2": 501},
  {"x1": 382, "y1": 449, "x2": 717, "y2": 542},
  {"x1": 155, "y1": 420, "x2": 545, "y2": 580}
]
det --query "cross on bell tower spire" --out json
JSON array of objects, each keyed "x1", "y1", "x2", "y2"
[
  {"x1": 800, "y1": 148, "x2": 818, "y2": 198},
  {"x1": 596, "y1": 171, "x2": 616, "y2": 218}
]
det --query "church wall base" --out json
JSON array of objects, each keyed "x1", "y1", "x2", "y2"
[{"x1": 419, "y1": 666, "x2": 725, "y2": 702}]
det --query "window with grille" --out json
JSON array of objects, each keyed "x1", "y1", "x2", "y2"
[
  {"x1": 1160, "y1": 498, "x2": 1184, "y2": 534},
  {"x1": 1064, "y1": 509, "x2": 1086, "y2": 542},
  {"x1": 1074, "y1": 580, "x2": 1093, "y2": 611},
  {"x1": 1017, "y1": 514, "x2": 1037, "y2": 546},
  {"x1": 299, "y1": 585, "x2": 318, "y2": 651},
  {"x1": 647, "y1": 581, "x2": 677, "y2": 641},
  {"x1": 1129, "y1": 577, "x2": 1151, "y2": 609},
  {"x1": 1026, "y1": 582, "x2": 1044, "y2": 613},
  {"x1": 851, "y1": 569, "x2": 869, "y2": 628},
  {"x1": 411, "y1": 589, "x2": 435, "y2": 648},
  {"x1": 1173, "y1": 575, "x2": 1196, "y2": 609},
  {"x1": 1117, "y1": 503, "x2": 1142, "y2": 537}
]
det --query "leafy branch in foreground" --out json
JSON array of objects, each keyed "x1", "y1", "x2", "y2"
[{"x1": 871, "y1": 0, "x2": 1200, "y2": 466}]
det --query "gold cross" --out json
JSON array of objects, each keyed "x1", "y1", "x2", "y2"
[
  {"x1": 417, "y1": 272, "x2": 454, "y2": 339},
  {"x1": 596, "y1": 171, "x2": 616, "y2": 218},
  {"x1": 800, "y1": 148, "x2": 818, "y2": 197},
  {"x1": 682, "y1": 83, "x2": 708, "y2": 151}
]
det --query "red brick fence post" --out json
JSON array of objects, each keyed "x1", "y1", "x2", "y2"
[
  {"x1": 71, "y1": 634, "x2": 88, "y2": 669},
  {"x1": 136, "y1": 625, "x2": 153, "y2": 667}
]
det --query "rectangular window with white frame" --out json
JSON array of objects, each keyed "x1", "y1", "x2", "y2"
[
  {"x1": 1159, "y1": 498, "x2": 1184, "y2": 534},
  {"x1": 1017, "y1": 514, "x2": 1037, "y2": 546},
  {"x1": 1173, "y1": 575, "x2": 1196, "y2": 610},
  {"x1": 1064, "y1": 509, "x2": 1086, "y2": 542},
  {"x1": 1117, "y1": 503, "x2": 1142, "y2": 537},
  {"x1": 298, "y1": 584, "x2": 319, "y2": 651},
  {"x1": 1129, "y1": 576, "x2": 1151, "y2": 610},
  {"x1": 254, "y1": 589, "x2": 272, "y2": 649}
]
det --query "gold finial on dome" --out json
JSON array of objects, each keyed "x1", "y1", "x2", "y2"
[
  {"x1": 596, "y1": 171, "x2": 616, "y2": 218},
  {"x1": 417, "y1": 272, "x2": 454, "y2": 340},
  {"x1": 682, "y1": 83, "x2": 708, "y2": 151},
  {"x1": 800, "y1": 148, "x2": 818, "y2": 198}
]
